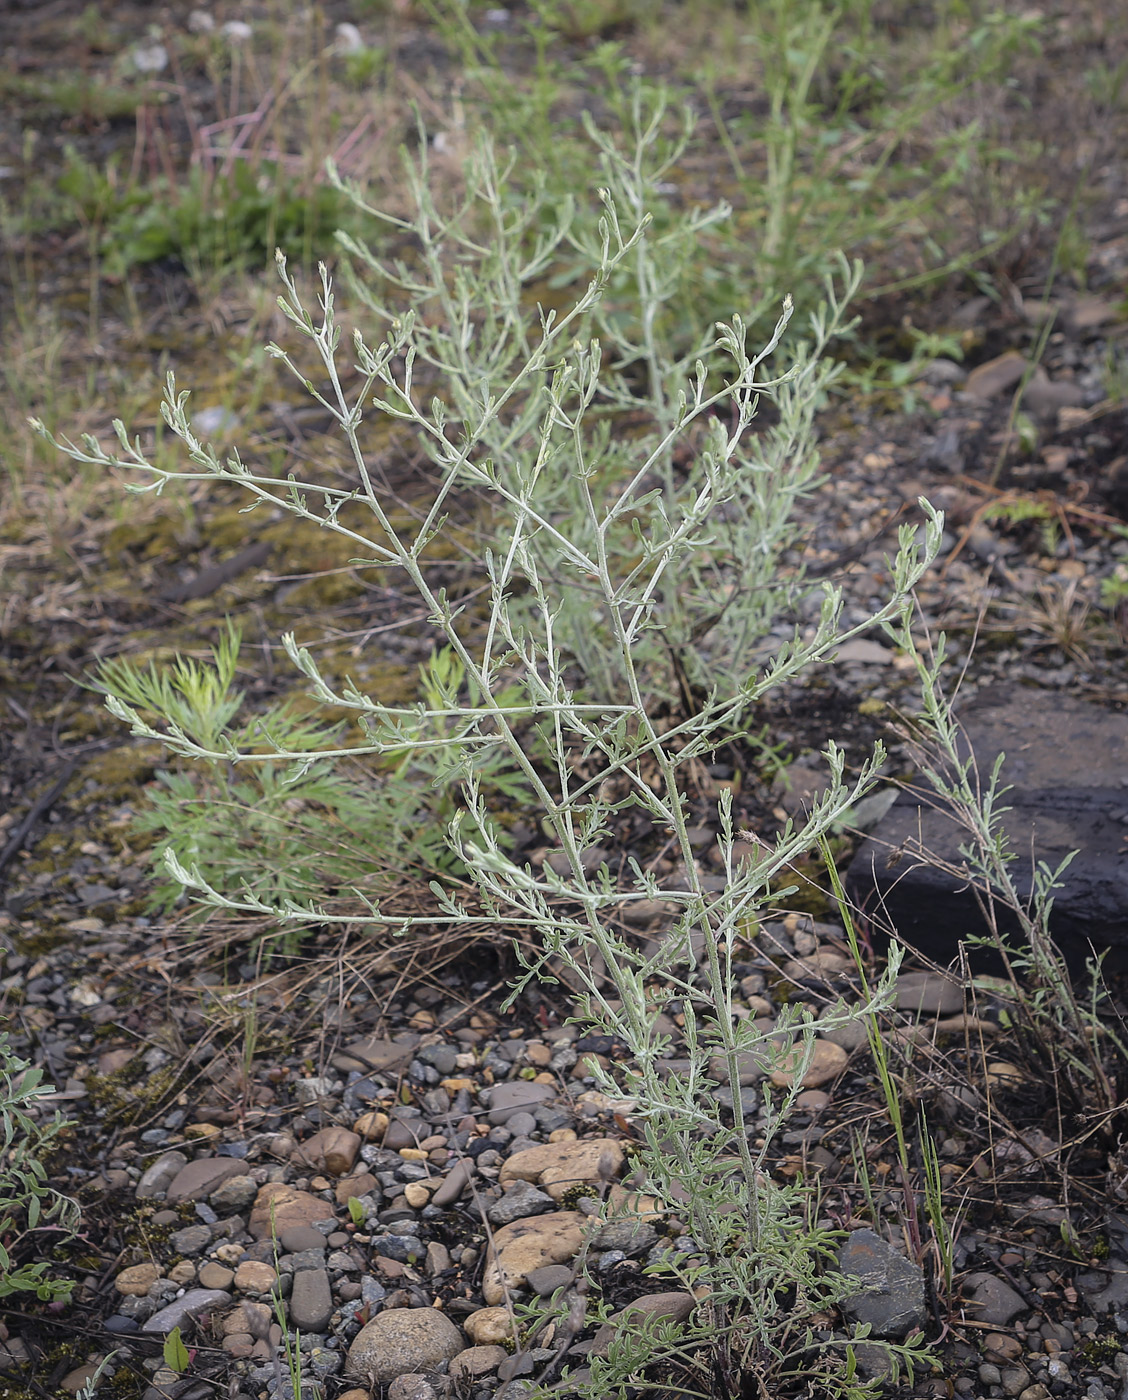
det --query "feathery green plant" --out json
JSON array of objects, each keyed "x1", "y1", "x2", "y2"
[
  {"x1": 36, "y1": 108, "x2": 942, "y2": 1391},
  {"x1": 0, "y1": 1033, "x2": 78, "y2": 1302}
]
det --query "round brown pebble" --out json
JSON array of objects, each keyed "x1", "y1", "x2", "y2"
[
  {"x1": 769, "y1": 1039, "x2": 848, "y2": 1089},
  {"x1": 234, "y1": 1260, "x2": 277, "y2": 1292},
  {"x1": 115, "y1": 1263, "x2": 160, "y2": 1296},
  {"x1": 984, "y1": 1333, "x2": 1023, "y2": 1362},
  {"x1": 198, "y1": 1263, "x2": 235, "y2": 1291}
]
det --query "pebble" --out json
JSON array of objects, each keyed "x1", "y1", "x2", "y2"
[
  {"x1": 136, "y1": 1151, "x2": 188, "y2": 1198},
  {"x1": 465, "y1": 1307, "x2": 520, "y2": 1346},
  {"x1": 345, "y1": 1308, "x2": 464, "y2": 1384},
  {"x1": 769, "y1": 1038, "x2": 849, "y2": 1089},
  {"x1": 289, "y1": 1268, "x2": 334, "y2": 1331},
  {"x1": 233, "y1": 1260, "x2": 277, "y2": 1292},
  {"x1": 197, "y1": 1262, "x2": 235, "y2": 1290},
  {"x1": 166, "y1": 1157, "x2": 248, "y2": 1204},
  {"x1": 141, "y1": 1289, "x2": 232, "y2": 1334},
  {"x1": 248, "y1": 1183, "x2": 335, "y2": 1238},
  {"x1": 116, "y1": 1262, "x2": 160, "y2": 1296},
  {"x1": 963, "y1": 1271, "x2": 1030, "y2": 1325},
  {"x1": 486, "y1": 1080, "x2": 557, "y2": 1124},
  {"x1": 484, "y1": 1213, "x2": 588, "y2": 1302}
]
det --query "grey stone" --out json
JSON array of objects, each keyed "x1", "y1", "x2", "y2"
[
  {"x1": 962, "y1": 1271, "x2": 1029, "y2": 1325},
  {"x1": 168, "y1": 1225, "x2": 212, "y2": 1256},
  {"x1": 166, "y1": 1157, "x2": 247, "y2": 1204},
  {"x1": 590, "y1": 1291, "x2": 697, "y2": 1357},
  {"x1": 136, "y1": 1151, "x2": 189, "y2": 1199},
  {"x1": 846, "y1": 689, "x2": 1128, "y2": 961},
  {"x1": 278, "y1": 1226, "x2": 327, "y2": 1253},
  {"x1": 286, "y1": 1248, "x2": 330, "y2": 1273},
  {"x1": 487, "y1": 1081, "x2": 556, "y2": 1125},
  {"x1": 432, "y1": 1160, "x2": 475, "y2": 1208},
  {"x1": 416, "y1": 1044, "x2": 459, "y2": 1076},
  {"x1": 894, "y1": 971, "x2": 964, "y2": 1017},
  {"x1": 346, "y1": 1308, "x2": 464, "y2": 1384},
  {"x1": 289, "y1": 1268, "x2": 333, "y2": 1332},
  {"x1": 332, "y1": 1035, "x2": 421, "y2": 1075},
  {"x1": 593, "y1": 1219, "x2": 659, "y2": 1255},
  {"x1": 209, "y1": 1174, "x2": 258, "y2": 1213},
  {"x1": 1022, "y1": 369, "x2": 1086, "y2": 420},
  {"x1": 1076, "y1": 1266, "x2": 1128, "y2": 1313},
  {"x1": 837, "y1": 1229, "x2": 927, "y2": 1339},
  {"x1": 387, "y1": 1377, "x2": 439, "y2": 1400},
  {"x1": 488, "y1": 1179, "x2": 555, "y2": 1225},
  {"x1": 817, "y1": 1003, "x2": 870, "y2": 1052},
  {"x1": 852, "y1": 1342, "x2": 896, "y2": 1382},
  {"x1": 526, "y1": 1264, "x2": 575, "y2": 1296},
  {"x1": 141, "y1": 1289, "x2": 232, "y2": 1334},
  {"x1": 505, "y1": 1111, "x2": 538, "y2": 1137}
]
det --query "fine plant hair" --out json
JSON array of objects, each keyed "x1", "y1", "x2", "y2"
[{"x1": 37, "y1": 108, "x2": 943, "y2": 1392}]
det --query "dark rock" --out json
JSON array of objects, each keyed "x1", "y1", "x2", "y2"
[
  {"x1": 104, "y1": 1315, "x2": 141, "y2": 1335},
  {"x1": 961, "y1": 1271, "x2": 1029, "y2": 1325},
  {"x1": 136, "y1": 1151, "x2": 189, "y2": 1199},
  {"x1": 168, "y1": 1225, "x2": 213, "y2": 1256},
  {"x1": 837, "y1": 1229, "x2": 926, "y2": 1339},
  {"x1": 289, "y1": 1268, "x2": 333, "y2": 1331},
  {"x1": 1075, "y1": 1266, "x2": 1128, "y2": 1313},
  {"x1": 487, "y1": 1179, "x2": 555, "y2": 1225},
  {"x1": 846, "y1": 689, "x2": 1128, "y2": 963}
]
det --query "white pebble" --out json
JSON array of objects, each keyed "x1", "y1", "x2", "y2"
[
  {"x1": 133, "y1": 43, "x2": 169, "y2": 74},
  {"x1": 334, "y1": 23, "x2": 364, "y2": 54}
]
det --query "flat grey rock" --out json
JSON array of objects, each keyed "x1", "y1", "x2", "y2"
[
  {"x1": 486, "y1": 1080, "x2": 555, "y2": 1124},
  {"x1": 837, "y1": 1229, "x2": 926, "y2": 1339},
  {"x1": 135, "y1": 1151, "x2": 188, "y2": 1199},
  {"x1": 961, "y1": 1270, "x2": 1029, "y2": 1325},
  {"x1": 165, "y1": 1157, "x2": 247, "y2": 1204},
  {"x1": 289, "y1": 1267, "x2": 333, "y2": 1332},
  {"x1": 846, "y1": 689, "x2": 1128, "y2": 961},
  {"x1": 487, "y1": 1178, "x2": 555, "y2": 1225},
  {"x1": 141, "y1": 1288, "x2": 232, "y2": 1334}
]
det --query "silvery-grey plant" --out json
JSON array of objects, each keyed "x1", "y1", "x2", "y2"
[
  {"x1": 36, "y1": 106, "x2": 942, "y2": 1392},
  {"x1": 879, "y1": 618, "x2": 1125, "y2": 1117}
]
